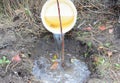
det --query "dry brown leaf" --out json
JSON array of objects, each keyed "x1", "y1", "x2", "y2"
[
  {"x1": 97, "y1": 46, "x2": 104, "y2": 51},
  {"x1": 15, "y1": 9, "x2": 24, "y2": 15},
  {"x1": 107, "y1": 51, "x2": 113, "y2": 57},
  {"x1": 83, "y1": 27, "x2": 92, "y2": 31},
  {"x1": 93, "y1": 56, "x2": 99, "y2": 62},
  {"x1": 12, "y1": 54, "x2": 21, "y2": 62},
  {"x1": 50, "y1": 61, "x2": 58, "y2": 70},
  {"x1": 99, "y1": 25, "x2": 106, "y2": 31}
]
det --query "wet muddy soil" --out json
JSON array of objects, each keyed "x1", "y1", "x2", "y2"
[
  {"x1": 32, "y1": 37, "x2": 91, "y2": 83},
  {"x1": 0, "y1": 22, "x2": 96, "y2": 83},
  {"x1": 0, "y1": 20, "x2": 120, "y2": 83}
]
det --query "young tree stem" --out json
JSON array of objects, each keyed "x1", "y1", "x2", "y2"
[{"x1": 56, "y1": 0, "x2": 65, "y2": 63}]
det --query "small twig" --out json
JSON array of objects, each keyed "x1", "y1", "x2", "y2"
[
  {"x1": 77, "y1": 20, "x2": 86, "y2": 28},
  {"x1": 89, "y1": 30, "x2": 103, "y2": 45},
  {"x1": 11, "y1": 62, "x2": 20, "y2": 70},
  {"x1": 87, "y1": 9, "x2": 115, "y2": 15},
  {"x1": 5, "y1": 61, "x2": 12, "y2": 73},
  {"x1": 110, "y1": 69, "x2": 120, "y2": 82},
  {"x1": 92, "y1": 37, "x2": 103, "y2": 45}
]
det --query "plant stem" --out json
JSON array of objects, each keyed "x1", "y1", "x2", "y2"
[{"x1": 56, "y1": 0, "x2": 65, "y2": 63}]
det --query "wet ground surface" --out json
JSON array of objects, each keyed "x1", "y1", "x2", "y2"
[
  {"x1": 0, "y1": 2, "x2": 120, "y2": 81},
  {"x1": 32, "y1": 56, "x2": 90, "y2": 83},
  {"x1": 0, "y1": 21, "x2": 120, "y2": 83},
  {"x1": 32, "y1": 38, "x2": 91, "y2": 83},
  {"x1": 0, "y1": 23, "x2": 92, "y2": 83}
]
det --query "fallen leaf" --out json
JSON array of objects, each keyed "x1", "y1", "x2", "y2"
[
  {"x1": 83, "y1": 27, "x2": 92, "y2": 31},
  {"x1": 12, "y1": 54, "x2": 21, "y2": 62},
  {"x1": 97, "y1": 46, "x2": 104, "y2": 51},
  {"x1": 93, "y1": 56, "x2": 99, "y2": 62},
  {"x1": 15, "y1": 9, "x2": 24, "y2": 15},
  {"x1": 99, "y1": 25, "x2": 106, "y2": 31},
  {"x1": 50, "y1": 61, "x2": 58, "y2": 70},
  {"x1": 109, "y1": 28, "x2": 113, "y2": 34},
  {"x1": 20, "y1": 53, "x2": 26, "y2": 58},
  {"x1": 107, "y1": 51, "x2": 112, "y2": 57}
]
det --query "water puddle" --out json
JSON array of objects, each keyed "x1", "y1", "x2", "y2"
[
  {"x1": 31, "y1": 38, "x2": 91, "y2": 83},
  {"x1": 32, "y1": 55, "x2": 90, "y2": 83}
]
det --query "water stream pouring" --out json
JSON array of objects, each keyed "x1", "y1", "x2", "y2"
[
  {"x1": 41, "y1": 0, "x2": 77, "y2": 64},
  {"x1": 33, "y1": 1, "x2": 90, "y2": 82}
]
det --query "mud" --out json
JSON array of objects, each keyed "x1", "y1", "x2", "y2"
[{"x1": 0, "y1": 24, "x2": 93, "y2": 83}]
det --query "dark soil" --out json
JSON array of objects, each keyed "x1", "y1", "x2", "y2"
[
  {"x1": 0, "y1": 24, "x2": 93, "y2": 83},
  {"x1": 0, "y1": 0, "x2": 120, "y2": 83},
  {"x1": 0, "y1": 20, "x2": 120, "y2": 83}
]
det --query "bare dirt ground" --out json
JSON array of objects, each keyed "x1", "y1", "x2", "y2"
[{"x1": 0, "y1": 0, "x2": 120, "y2": 83}]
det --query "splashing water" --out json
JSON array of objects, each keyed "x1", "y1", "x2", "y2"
[
  {"x1": 32, "y1": 33, "x2": 91, "y2": 83},
  {"x1": 32, "y1": 56, "x2": 90, "y2": 83},
  {"x1": 35, "y1": 0, "x2": 89, "y2": 82},
  {"x1": 53, "y1": 33, "x2": 65, "y2": 62}
]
